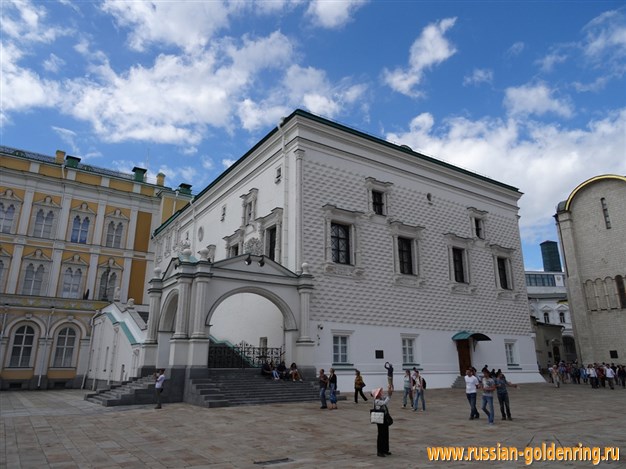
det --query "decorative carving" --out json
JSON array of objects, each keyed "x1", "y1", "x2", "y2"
[{"x1": 244, "y1": 237, "x2": 263, "y2": 255}]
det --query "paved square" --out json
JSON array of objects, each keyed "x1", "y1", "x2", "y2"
[{"x1": 1, "y1": 382, "x2": 624, "y2": 468}]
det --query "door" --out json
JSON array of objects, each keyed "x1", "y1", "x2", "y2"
[{"x1": 456, "y1": 339, "x2": 472, "y2": 375}]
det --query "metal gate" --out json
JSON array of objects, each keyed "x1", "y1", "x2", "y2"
[{"x1": 208, "y1": 340, "x2": 284, "y2": 368}]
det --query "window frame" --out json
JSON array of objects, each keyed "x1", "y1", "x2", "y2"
[
  {"x1": 504, "y1": 341, "x2": 518, "y2": 367},
  {"x1": 365, "y1": 177, "x2": 392, "y2": 217},
  {"x1": 52, "y1": 326, "x2": 78, "y2": 368},
  {"x1": 600, "y1": 197, "x2": 611, "y2": 229},
  {"x1": 468, "y1": 207, "x2": 488, "y2": 240},
  {"x1": 322, "y1": 205, "x2": 364, "y2": 278},
  {"x1": 8, "y1": 324, "x2": 38, "y2": 368},
  {"x1": 223, "y1": 229, "x2": 244, "y2": 258},
  {"x1": 330, "y1": 222, "x2": 351, "y2": 265},
  {"x1": 257, "y1": 208, "x2": 283, "y2": 263},
  {"x1": 390, "y1": 221, "x2": 424, "y2": 286},
  {"x1": 332, "y1": 335, "x2": 349, "y2": 365},
  {"x1": 401, "y1": 335, "x2": 420, "y2": 366},
  {"x1": 240, "y1": 188, "x2": 258, "y2": 227}
]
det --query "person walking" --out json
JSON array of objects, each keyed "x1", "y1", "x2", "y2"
[
  {"x1": 412, "y1": 370, "x2": 426, "y2": 412},
  {"x1": 328, "y1": 368, "x2": 338, "y2": 409},
  {"x1": 354, "y1": 370, "x2": 368, "y2": 403},
  {"x1": 605, "y1": 365, "x2": 616, "y2": 390},
  {"x1": 480, "y1": 369, "x2": 496, "y2": 424},
  {"x1": 372, "y1": 386, "x2": 393, "y2": 457},
  {"x1": 154, "y1": 369, "x2": 165, "y2": 409},
  {"x1": 402, "y1": 370, "x2": 412, "y2": 408},
  {"x1": 495, "y1": 372, "x2": 517, "y2": 420},
  {"x1": 319, "y1": 369, "x2": 329, "y2": 409},
  {"x1": 464, "y1": 368, "x2": 480, "y2": 420},
  {"x1": 550, "y1": 365, "x2": 561, "y2": 388}
]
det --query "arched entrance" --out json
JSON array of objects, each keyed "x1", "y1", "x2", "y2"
[{"x1": 207, "y1": 292, "x2": 285, "y2": 368}]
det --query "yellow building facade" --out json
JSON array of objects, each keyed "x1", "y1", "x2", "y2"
[{"x1": 0, "y1": 146, "x2": 190, "y2": 389}]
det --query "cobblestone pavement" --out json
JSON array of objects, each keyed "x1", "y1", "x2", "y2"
[{"x1": 1, "y1": 382, "x2": 624, "y2": 468}]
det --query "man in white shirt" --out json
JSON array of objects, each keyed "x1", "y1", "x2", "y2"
[
  {"x1": 155, "y1": 369, "x2": 166, "y2": 409},
  {"x1": 605, "y1": 365, "x2": 616, "y2": 390},
  {"x1": 464, "y1": 368, "x2": 480, "y2": 420}
]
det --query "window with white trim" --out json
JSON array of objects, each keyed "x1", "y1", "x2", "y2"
[
  {"x1": 61, "y1": 267, "x2": 83, "y2": 299},
  {"x1": 452, "y1": 247, "x2": 467, "y2": 283},
  {"x1": 333, "y1": 335, "x2": 349, "y2": 364},
  {"x1": 505, "y1": 341, "x2": 517, "y2": 366},
  {"x1": 29, "y1": 196, "x2": 59, "y2": 239},
  {"x1": 240, "y1": 188, "x2": 258, "y2": 226},
  {"x1": 323, "y1": 205, "x2": 363, "y2": 277},
  {"x1": 53, "y1": 327, "x2": 77, "y2": 367},
  {"x1": 258, "y1": 208, "x2": 283, "y2": 263},
  {"x1": 402, "y1": 337, "x2": 415, "y2": 364},
  {"x1": 365, "y1": 177, "x2": 392, "y2": 217},
  {"x1": 543, "y1": 312, "x2": 550, "y2": 323},
  {"x1": 491, "y1": 245, "x2": 515, "y2": 293},
  {"x1": 224, "y1": 229, "x2": 244, "y2": 258},
  {"x1": 0, "y1": 202, "x2": 16, "y2": 233},
  {"x1": 22, "y1": 263, "x2": 45, "y2": 295},
  {"x1": 559, "y1": 311, "x2": 566, "y2": 323},
  {"x1": 444, "y1": 234, "x2": 475, "y2": 294},
  {"x1": 9, "y1": 325, "x2": 36, "y2": 367},
  {"x1": 390, "y1": 221, "x2": 424, "y2": 284},
  {"x1": 468, "y1": 207, "x2": 488, "y2": 240},
  {"x1": 68, "y1": 203, "x2": 94, "y2": 244}
]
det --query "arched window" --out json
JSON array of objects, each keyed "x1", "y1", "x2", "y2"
[
  {"x1": 33, "y1": 209, "x2": 55, "y2": 238},
  {"x1": 0, "y1": 203, "x2": 15, "y2": 233},
  {"x1": 559, "y1": 312, "x2": 565, "y2": 323},
  {"x1": 62, "y1": 267, "x2": 82, "y2": 299},
  {"x1": 10, "y1": 325, "x2": 35, "y2": 367},
  {"x1": 105, "y1": 222, "x2": 124, "y2": 248},
  {"x1": 543, "y1": 312, "x2": 550, "y2": 324},
  {"x1": 53, "y1": 328, "x2": 76, "y2": 367},
  {"x1": 71, "y1": 216, "x2": 90, "y2": 244},
  {"x1": 616, "y1": 275, "x2": 626, "y2": 309},
  {"x1": 22, "y1": 264, "x2": 45, "y2": 295},
  {"x1": 98, "y1": 270, "x2": 117, "y2": 301}
]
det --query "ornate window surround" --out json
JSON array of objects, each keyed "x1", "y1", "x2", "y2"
[
  {"x1": 389, "y1": 220, "x2": 425, "y2": 287},
  {"x1": 467, "y1": 207, "x2": 488, "y2": 243},
  {"x1": 29, "y1": 196, "x2": 60, "y2": 239},
  {"x1": 104, "y1": 208, "x2": 129, "y2": 248},
  {"x1": 223, "y1": 229, "x2": 244, "y2": 258},
  {"x1": 67, "y1": 202, "x2": 95, "y2": 244},
  {"x1": 365, "y1": 177, "x2": 393, "y2": 218},
  {"x1": 443, "y1": 233, "x2": 476, "y2": 295},
  {"x1": 258, "y1": 208, "x2": 283, "y2": 262},
  {"x1": 0, "y1": 189, "x2": 22, "y2": 234},
  {"x1": 322, "y1": 204, "x2": 364, "y2": 278},
  {"x1": 19, "y1": 249, "x2": 52, "y2": 296},
  {"x1": 58, "y1": 254, "x2": 88, "y2": 298}
]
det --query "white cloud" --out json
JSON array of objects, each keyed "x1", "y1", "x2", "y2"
[
  {"x1": 2, "y1": 0, "x2": 70, "y2": 44},
  {"x1": 101, "y1": 0, "x2": 233, "y2": 52},
  {"x1": 582, "y1": 9, "x2": 626, "y2": 63},
  {"x1": 43, "y1": 53, "x2": 65, "y2": 73},
  {"x1": 59, "y1": 31, "x2": 294, "y2": 144},
  {"x1": 238, "y1": 99, "x2": 290, "y2": 131},
  {"x1": 536, "y1": 53, "x2": 567, "y2": 73},
  {"x1": 506, "y1": 41, "x2": 525, "y2": 57},
  {"x1": 306, "y1": 0, "x2": 367, "y2": 29},
  {"x1": 51, "y1": 126, "x2": 80, "y2": 154},
  {"x1": 222, "y1": 158, "x2": 236, "y2": 168},
  {"x1": 503, "y1": 83, "x2": 574, "y2": 118},
  {"x1": 383, "y1": 17, "x2": 457, "y2": 97},
  {"x1": 0, "y1": 43, "x2": 61, "y2": 116},
  {"x1": 386, "y1": 109, "x2": 626, "y2": 246},
  {"x1": 463, "y1": 68, "x2": 493, "y2": 87}
]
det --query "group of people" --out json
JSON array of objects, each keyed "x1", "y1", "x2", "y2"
[
  {"x1": 549, "y1": 361, "x2": 625, "y2": 390},
  {"x1": 401, "y1": 368, "x2": 426, "y2": 411},
  {"x1": 318, "y1": 368, "x2": 338, "y2": 409},
  {"x1": 261, "y1": 360, "x2": 303, "y2": 381},
  {"x1": 464, "y1": 366, "x2": 517, "y2": 424}
]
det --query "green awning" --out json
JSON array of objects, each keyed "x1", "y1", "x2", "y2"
[{"x1": 451, "y1": 331, "x2": 491, "y2": 341}]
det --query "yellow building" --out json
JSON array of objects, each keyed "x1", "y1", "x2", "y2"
[{"x1": 0, "y1": 145, "x2": 190, "y2": 389}]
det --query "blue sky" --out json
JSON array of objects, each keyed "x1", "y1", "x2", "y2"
[{"x1": 2, "y1": 0, "x2": 625, "y2": 271}]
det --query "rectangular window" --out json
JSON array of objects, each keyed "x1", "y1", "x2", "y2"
[
  {"x1": 267, "y1": 226, "x2": 277, "y2": 261},
  {"x1": 333, "y1": 335, "x2": 348, "y2": 364},
  {"x1": 452, "y1": 247, "x2": 466, "y2": 283},
  {"x1": 525, "y1": 274, "x2": 556, "y2": 287},
  {"x1": 229, "y1": 244, "x2": 239, "y2": 257},
  {"x1": 372, "y1": 190, "x2": 384, "y2": 215},
  {"x1": 601, "y1": 198, "x2": 611, "y2": 229},
  {"x1": 505, "y1": 342, "x2": 516, "y2": 366},
  {"x1": 398, "y1": 237, "x2": 413, "y2": 275},
  {"x1": 497, "y1": 257, "x2": 511, "y2": 290},
  {"x1": 474, "y1": 218, "x2": 484, "y2": 239},
  {"x1": 331, "y1": 223, "x2": 351, "y2": 264},
  {"x1": 402, "y1": 338, "x2": 415, "y2": 364},
  {"x1": 244, "y1": 202, "x2": 253, "y2": 225}
]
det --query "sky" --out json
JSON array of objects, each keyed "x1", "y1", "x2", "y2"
[{"x1": 1, "y1": 0, "x2": 625, "y2": 271}]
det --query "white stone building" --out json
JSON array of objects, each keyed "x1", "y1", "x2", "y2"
[
  {"x1": 555, "y1": 175, "x2": 626, "y2": 365},
  {"x1": 138, "y1": 109, "x2": 542, "y2": 395}
]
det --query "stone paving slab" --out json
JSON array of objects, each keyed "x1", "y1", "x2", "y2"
[{"x1": 1, "y1": 383, "x2": 624, "y2": 468}]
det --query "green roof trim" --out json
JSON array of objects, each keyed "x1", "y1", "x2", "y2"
[
  {"x1": 104, "y1": 312, "x2": 139, "y2": 345},
  {"x1": 451, "y1": 331, "x2": 492, "y2": 341}
]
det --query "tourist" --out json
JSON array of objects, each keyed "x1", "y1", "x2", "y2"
[
  {"x1": 328, "y1": 368, "x2": 338, "y2": 409},
  {"x1": 480, "y1": 369, "x2": 496, "y2": 424},
  {"x1": 587, "y1": 364, "x2": 598, "y2": 389},
  {"x1": 289, "y1": 362, "x2": 302, "y2": 381},
  {"x1": 402, "y1": 370, "x2": 412, "y2": 408},
  {"x1": 495, "y1": 372, "x2": 517, "y2": 420},
  {"x1": 605, "y1": 364, "x2": 616, "y2": 390},
  {"x1": 319, "y1": 369, "x2": 329, "y2": 409},
  {"x1": 464, "y1": 368, "x2": 480, "y2": 420},
  {"x1": 154, "y1": 369, "x2": 165, "y2": 409},
  {"x1": 384, "y1": 362, "x2": 394, "y2": 390},
  {"x1": 372, "y1": 386, "x2": 393, "y2": 457},
  {"x1": 412, "y1": 370, "x2": 426, "y2": 412},
  {"x1": 354, "y1": 370, "x2": 368, "y2": 403}
]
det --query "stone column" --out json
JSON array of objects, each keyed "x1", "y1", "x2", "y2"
[
  {"x1": 294, "y1": 149, "x2": 304, "y2": 274},
  {"x1": 297, "y1": 263, "x2": 315, "y2": 344}
]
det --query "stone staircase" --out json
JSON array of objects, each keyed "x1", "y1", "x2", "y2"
[
  {"x1": 84, "y1": 375, "x2": 156, "y2": 406},
  {"x1": 85, "y1": 368, "x2": 344, "y2": 408},
  {"x1": 450, "y1": 375, "x2": 465, "y2": 389},
  {"x1": 186, "y1": 369, "x2": 334, "y2": 408}
]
